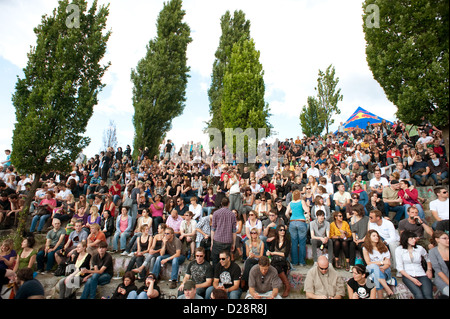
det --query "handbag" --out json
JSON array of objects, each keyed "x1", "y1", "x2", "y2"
[{"x1": 122, "y1": 197, "x2": 133, "y2": 207}]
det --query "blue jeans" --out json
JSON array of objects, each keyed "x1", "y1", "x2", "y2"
[
  {"x1": 205, "y1": 285, "x2": 242, "y2": 299},
  {"x1": 152, "y1": 254, "x2": 185, "y2": 281},
  {"x1": 404, "y1": 204, "x2": 425, "y2": 219},
  {"x1": 113, "y1": 231, "x2": 131, "y2": 251},
  {"x1": 384, "y1": 203, "x2": 405, "y2": 221},
  {"x1": 127, "y1": 290, "x2": 148, "y2": 299},
  {"x1": 289, "y1": 220, "x2": 307, "y2": 265},
  {"x1": 36, "y1": 245, "x2": 63, "y2": 271},
  {"x1": 30, "y1": 214, "x2": 51, "y2": 232},
  {"x1": 402, "y1": 275, "x2": 434, "y2": 299},
  {"x1": 367, "y1": 264, "x2": 392, "y2": 291},
  {"x1": 80, "y1": 273, "x2": 112, "y2": 299},
  {"x1": 430, "y1": 171, "x2": 448, "y2": 184}
]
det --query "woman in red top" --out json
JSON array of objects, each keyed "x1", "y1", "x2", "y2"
[
  {"x1": 398, "y1": 180, "x2": 425, "y2": 219},
  {"x1": 109, "y1": 179, "x2": 122, "y2": 205}
]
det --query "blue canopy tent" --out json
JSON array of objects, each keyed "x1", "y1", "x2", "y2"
[{"x1": 336, "y1": 106, "x2": 393, "y2": 134}]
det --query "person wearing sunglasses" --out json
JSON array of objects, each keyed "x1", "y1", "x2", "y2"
[
  {"x1": 151, "y1": 227, "x2": 186, "y2": 289},
  {"x1": 267, "y1": 225, "x2": 291, "y2": 297},
  {"x1": 205, "y1": 250, "x2": 242, "y2": 299},
  {"x1": 304, "y1": 255, "x2": 345, "y2": 299},
  {"x1": 177, "y1": 247, "x2": 213, "y2": 298},
  {"x1": 429, "y1": 186, "x2": 449, "y2": 231}
]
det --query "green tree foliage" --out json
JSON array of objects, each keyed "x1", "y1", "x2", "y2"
[
  {"x1": 299, "y1": 96, "x2": 326, "y2": 137},
  {"x1": 362, "y1": 0, "x2": 449, "y2": 128},
  {"x1": 315, "y1": 64, "x2": 343, "y2": 134},
  {"x1": 206, "y1": 10, "x2": 251, "y2": 138},
  {"x1": 131, "y1": 0, "x2": 192, "y2": 158},
  {"x1": 221, "y1": 38, "x2": 272, "y2": 156},
  {"x1": 11, "y1": 0, "x2": 110, "y2": 233}
]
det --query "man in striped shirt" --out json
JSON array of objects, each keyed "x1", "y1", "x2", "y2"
[{"x1": 211, "y1": 197, "x2": 237, "y2": 268}]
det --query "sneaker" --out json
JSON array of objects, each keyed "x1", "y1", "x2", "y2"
[
  {"x1": 169, "y1": 281, "x2": 177, "y2": 289},
  {"x1": 121, "y1": 251, "x2": 129, "y2": 256},
  {"x1": 128, "y1": 252, "x2": 135, "y2": 257}
]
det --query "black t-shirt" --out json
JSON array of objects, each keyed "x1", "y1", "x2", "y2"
[
  {"x1": 347, "y1": 277, "x2": 374, "y2": 299},
  {"x1": 214, "y1": 262, "x2": 241, "y2": 289},
  {"x1": 186, "y1": 261, "x2": 213, "y2": 284},
  {"x1": 91, "y1": 252, "x2": 114, "y2": 277}
]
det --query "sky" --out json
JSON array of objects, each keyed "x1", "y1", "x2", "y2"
[{"x1": 0, "y1": 0, "x2": 398, "y2": 162}]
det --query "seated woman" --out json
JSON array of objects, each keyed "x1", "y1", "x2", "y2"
[
  {"x1": 13, "y1": 236, "x2": 37, "y2": 273},
  {"x1": 362, "y1": 230, "x2": 395, "y2": 299},
  {"x1": 30, "y1": 191, "x2": 56, "y2": 233},
  {"x1": 348, "y1": 206, "x2": 369, "y2": 271},
  {"x1": 109, "y1": 271, "x2": 137, "y2": 299},
  {"x1": 58, "y1": 241, "x2": 91, "y2": 299},
  {"x1": 127, "y1": 272, "x2": 160, "y2": 299},
  {"x1": 347, "y1": 264, "x2": 376, "y2": 299},
  {"x1": 428, "y1": 231, "x2": 449, "y2": 298},
  {"x1": 112, "y1": 207, "x2": 133, "y2": 253},
  {"x1": 267, "y1": 225, "x2": 291, "y2": 297},
  {"x1": 395, "y1": 230, "x2": 433, "y2": 299},
  {"x1": 330, "y1": 211, "x2": 352, "y2": 271},
  {"x1": 351, "y1": 182, "x2": 369, "y2": 208},
  {"x1": 0, "y1": 239, "x2": 17, "y2": 270},
  {"x1": 241, "y1": 227, "x2": 265, "y2": 290}
]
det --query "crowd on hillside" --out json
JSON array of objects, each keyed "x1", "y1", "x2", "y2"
[{"x1": 0, "y1": 117, "x2": 448, "y2": 300}]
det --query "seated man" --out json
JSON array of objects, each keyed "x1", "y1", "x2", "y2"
[
  {"x1": 368, "y1": 209, "x2": 400, "y2": 270},
  {"x1": 80, "y1": 241, "x2": 114, "y2": 299},
  {"x1": 177, "y1": 247, "x2": 213, "y2": 298},
  {"x1": 177, "y1": 280, "x2": 203, "y2": 299},
  {"x1": 333, "y1": 183, "x2": 351, "y2": 216},
  {"x1": 152, "y1": 226, "x2": 186, "y2": 289},
  {"x1": 429, "y1": 186, "x2": 449, "y2": 231},
  {"x1": 369, "y1": 169, "x2": 389, "y2": 197},
  {"x1": 205, "y1": 250, "x2": 242, "y2": 299},
  {"x1": 427, "y1": 151, "x2": 448, "y2": 185},
  {"x1": 304, "y1": 255, "x2": 345, "y2": 299},
  {"x1": 245, "y1": 256, "x2": 282, "y2": 299},
  {"x1": 382, "y1": 180, "x2": 404, "y2": 221},
  {"x1": 309, "y1": 210, "x2": 333, "y2": 263},
  {"x1": 410, "y1": 154, "x2": 430, "y2": 186},
  {"x1": 398, "y1": 205, "x2": 433, "y2": 249},
  {"x1": 36, "y1": 218, "x2": 65, "y2": 273}
]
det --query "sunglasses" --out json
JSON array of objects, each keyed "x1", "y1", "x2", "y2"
[
  {"x1": 164, "y1": 232, "x2": 172, "y2": 236},
  {"x1": 319, "y1": 266, "x2": 329, "y2": 271},
  {"x1": 195, "y1": 255, "x2": 204, "y2": 258},
  {"x1": 279, "y1": 229, "x2": 286, "y2": 232},
  {"x1": 251, "y1": 232, "x2": 257, "y2": 235},
  {"x1": 219, "y1": 257, "x2": 227, "y2": 261}
]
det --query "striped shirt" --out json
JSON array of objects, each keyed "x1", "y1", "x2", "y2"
[{"x1": 211, "y1": 207, "x2": 236, "y2": 244}]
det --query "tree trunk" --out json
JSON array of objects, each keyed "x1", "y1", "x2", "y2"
[{"x1": 16, "y1": 172, "x2": 42, "y2": 238}]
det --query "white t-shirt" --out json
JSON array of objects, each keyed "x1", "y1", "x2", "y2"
[
  {"x1": 429, "y1": 198, "x2": 449, "y2": 220},
  {"x1": 369, "y1": 177, "x2": 389, "y2": 190},
  {"x1": 368, "y1": 219, "x2": 399, "y2": 245}
]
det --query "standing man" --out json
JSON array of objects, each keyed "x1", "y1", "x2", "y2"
[
  {"x1": 210, "y1": 197, "x2": 236, "y2": 269},
  {"x1": 79, "y1": 241, "x2": 113, "y2": 299}
]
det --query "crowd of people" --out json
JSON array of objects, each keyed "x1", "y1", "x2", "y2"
[{"x1": 0, "y1": 118, "x2": 449, "y2": 300}]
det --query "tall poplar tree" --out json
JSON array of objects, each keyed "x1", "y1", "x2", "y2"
[
  {"x1": 315, "y1": 64, "x2": 343, "y2": 135},
  {"x1": 206, "y1": 10, "x2": 251, "y2": 138},
  {"x1": 11, "y1": 0, "x2": 111, "y2": 234},
  {"x1": 131, "y1": 0, "x2": 192, "y2": 158},
  {"x1": 299, "y1": 96, "x2": 326, "y2": 137},
  {"x1": 221, "y1": 38, "x2": 272, "y2": 157}
]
